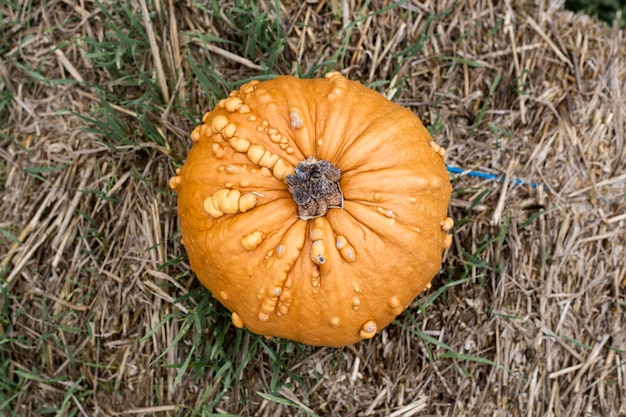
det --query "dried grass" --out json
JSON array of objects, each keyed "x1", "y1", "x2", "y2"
[{"x1": 1, "y1": 0, "x2": 624, "y2": 416}]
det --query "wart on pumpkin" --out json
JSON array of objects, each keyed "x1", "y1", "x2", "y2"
[
  {"x1": 202, "y1": 189, "x2": 258, "y2": 218},
  {"x1": 240, "y1": 230, "x2": 264, "y2": 251},
  {"x1": 289, "y1": 109, "x2": 304, "y2": 129},
  {"x1": 359, "y1": 320, "x2": 377, "y2": 339},
  {"x1": 335, "y1": 235, "x2": 356, "y2": 262},
  {"x1": 309, "y1": 240, "x2": 328, "y2": 265},
  {"x1": 205, "y1": 109, "x2": 297, "y2": 181}
]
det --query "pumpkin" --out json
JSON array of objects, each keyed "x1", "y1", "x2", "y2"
[{"x1": 169, "y1": 72, "x2": 453, "y2": 347}]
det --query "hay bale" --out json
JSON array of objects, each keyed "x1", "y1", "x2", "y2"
[{"x1": 0, "y1": 0, "x2": 623, "y2": 416}]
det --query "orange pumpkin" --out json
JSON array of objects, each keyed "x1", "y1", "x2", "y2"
[{"x1": 169, "y1": 72, "x2": 453, "y2": 347}]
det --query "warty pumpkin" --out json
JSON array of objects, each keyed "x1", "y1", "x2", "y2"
[{"x1": 169, "y1": 72, "x2": 453, "y2": 347}]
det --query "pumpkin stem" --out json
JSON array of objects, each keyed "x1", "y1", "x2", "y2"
[{"x1": 286, "y1": 157, "x2": 343, "y2": 220}]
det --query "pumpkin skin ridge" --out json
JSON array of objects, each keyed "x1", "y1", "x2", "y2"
[
  {"x1": 248, "y1": 76, "x2": 389, "y2": 165},
  {"x1": 329, "y1": 210, "x2": 443, "y2": 282},
  {"x1": 171, "y1": 73, "x2": 453, "y2": 347},
  {"x1": 325, "y1": 111, "x2": 403, "y2": 168},
  {"x1": 325, "y1": 203, "x2": 442, "y2": 268},
  {"x1": 331, "y1": 108, "x2": 436, "y2": 174},
  {"x1": 209, "y1": 91, "x2": 307, "y2": 168},
  {"x1": 185, "y1": 203, "x2": 304, "y2": 303},
  {"x1": 340, "y1": 201, "x2": 443, "y2": 255},
  {"x1": 340, "y1": 167, "x2": 446, "y2": 193},
  {"x1": 180, "y1": 135, "x2": 291, "y2": 192},
  {"x1": 312, "y1": 101, "x2": 360, "y2": 163},
  {"x1": 248, "y1": 218, "x2": 307, "y2": 321},
  {"x1": 340, "y1": 172, "x2": 451, "y2": 215},
  {"x1": 292, "y1": 216, "x2": 392, "y2": 346},
  {"x1": 319, "y1": 210, "x2": 440, "y2": 345},
  {"x1": 243, "y1": 76, "x2": 318, "y2": 160},
  {"x1": 236, "y1": 210, "x2": 413, "y2": 347},
  {"x1": 210, "y1": 218, "x2": 309, "y2": 337},
  {"x1": 339, "y1": 159, "x2": 450, "y2": 243},
  {"x1": 311, "y1": 77, "x2": 403, "y2": 164},
  {"x1": 324, "y1": 104, "x2": 426, "y2": 172}
]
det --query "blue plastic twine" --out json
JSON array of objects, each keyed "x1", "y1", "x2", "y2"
[{"x1": 446, "y1": 166, "x2": 542, "y2": 189}]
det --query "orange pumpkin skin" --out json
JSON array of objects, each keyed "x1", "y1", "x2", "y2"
[{"x1": 170, "y1": 72, "x2": 453, "y2": 347}]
